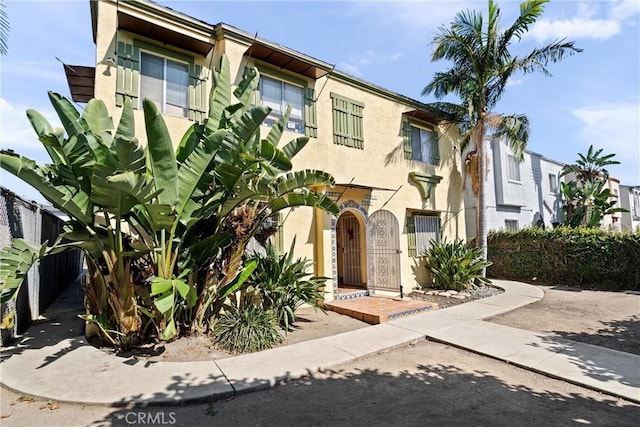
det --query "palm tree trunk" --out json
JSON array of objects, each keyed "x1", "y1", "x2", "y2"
[{"x1": 474, "y1": 119, "x2": 488, "y2": 277}]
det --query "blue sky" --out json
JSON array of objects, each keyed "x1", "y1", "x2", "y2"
[{"x1": 1, "y1": 0, "x2": 638, "y2": 204}]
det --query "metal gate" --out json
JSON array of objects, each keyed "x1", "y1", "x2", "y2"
[
  {"x1": 367, "y1": 210, "x2": 401, "y2": 290},
  {"x1": 339, "y1": 213, "x2": 362, "y2": 285}
]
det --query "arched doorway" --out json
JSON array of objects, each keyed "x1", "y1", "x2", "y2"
[
  {"x1": 367, "y1": 210, "x2": 401, "y2": 291},
  {"x1": 336, "y1": 211, "x2": 367, "y2": 289}
]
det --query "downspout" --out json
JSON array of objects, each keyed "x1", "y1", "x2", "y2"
[{"x1": 310, "y1": 185, "x2": 326, "y2": 277}]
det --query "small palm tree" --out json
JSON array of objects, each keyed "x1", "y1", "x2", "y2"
[{"x1": 423, "y1": 0, "x2": 581, "y2": 274}]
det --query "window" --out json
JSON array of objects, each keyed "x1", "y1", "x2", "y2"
[
  {"x1": 613, "y1": 188, "x2": 619, "y2": 207},
  {"x1": 549, "y1": 173, "x2": 558, "y2": 193},
  {"x1": 407, "y1": 124, "x2": 439, "y2": 165},
  {"x1": 140, "y1": 51, "x2": 189, "y2": 117},
  {"x1": 260, "y1": 75, "x2": 305, "y2": 134},
  {"x1": 633, "y1": 189, "x2": 640, "y2": 219},
  {"x1": 507, "y1": 155, "x2": 521, "y2": 182},
  {"x1": 115, "y1": 41, "x2": 208, "y2": 121},
  {"x1": 406, "y1": 214, "x2": 440, "y2": 257},
  {"x1": 330, "y1": 93, "x2": 364, "y2": 149},
  {"x1": 504, "y1": 219, "x2": 519, "y2": 231}
]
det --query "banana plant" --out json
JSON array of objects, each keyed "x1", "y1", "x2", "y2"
[
  {"x1": 0, "y1": 94, "x2": 163, "y2": 349},
  {"x1": 0, "y1": 53, "x2": 339, "y2": 347},
  {"x1": 143, "y1": 55, "x2": 338, "y2": 337}
]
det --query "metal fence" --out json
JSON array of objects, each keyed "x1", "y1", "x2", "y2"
[{"x1": 0, "y1": 187, "x2": 84, "y2": 345}]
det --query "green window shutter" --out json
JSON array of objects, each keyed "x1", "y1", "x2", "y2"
[
  {"x1": 406, "y1": 215, "x2": 417, "y2": 257},
  {"x1": 331, "y1": 94, "x2": 350, "y2": 146},
  {"x1": 304, "y1": 87, "x2": 317, "y2": 138},
  {"x1": 351, "y1": 102, "x2": 364, "y2": 150},
  {"x1": 188, "y1": 64, "x2": 207, "y2": 122},
  {"x1": 430, "y1": 130, "x2": 440, "y2": 165},
  {"x1": 331, "y1": 93, "x2": 364, "y2": 149},
  {"x1": 403, "y1": 121, "x2": 412, "y2": 160},
  {"x1": 116, "y1": 42, "x2": 140, "y2": 107}
]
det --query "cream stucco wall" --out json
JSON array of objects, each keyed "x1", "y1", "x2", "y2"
[
  {"x1": 93, "y1": 0, "x2": 467, "y2": 298},
  {"x1": 94, "y1": 0, "x2": 214, "y2": 146}
]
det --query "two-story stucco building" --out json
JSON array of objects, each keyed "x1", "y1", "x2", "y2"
[
  {"x1": 620, "y1": 185, "x2": 640, "y2": 233},
  {"x1": 463, "y1": 136, "x2": 565, "y2": 237},
  {"x1": 67, "y1": 0, "x2": 467, "y2": 301}
]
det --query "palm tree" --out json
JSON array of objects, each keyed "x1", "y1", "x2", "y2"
[
  {"x1": 423, "y1": 0, "x2": 581, "y2": 273},
  {"x1": 0, "y1": 0, "x2": 9, "y2": 55}
]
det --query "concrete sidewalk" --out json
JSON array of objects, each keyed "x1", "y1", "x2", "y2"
[{"x1": 1, "y1": 280, "x2": 638, "y2": 406}]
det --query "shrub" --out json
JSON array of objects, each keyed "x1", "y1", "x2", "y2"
[
  {"x1": 423, "y1": 238, "x2": 492, "y2": 291},
  {"x1": 210, "y1": 306, "x2": 282, "y2": 354},
  {"x1": 488, "y1": 227, "x2": 640, "y2": 290},
  {"x1": 249, "y1": 238, "x2": 327, "y2": 330}
]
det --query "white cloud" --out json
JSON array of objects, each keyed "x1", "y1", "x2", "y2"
[
  {"x1": 610, "y1": 0, "x2": 640, "y2": 21},
  {"x1": 529, "y1": 17, "x2": 620, "y2": 42},
  {"x1": 2, "y1": 60, "x2": 67, "y2": 84},
  {"x1": 507, "y1": 78, "x2": 524, "y2": 87},
  {"x1": 390, "y1": 53, "x2": 404, "y2": 62},
  {"x1": 528, "y1": 0, "x2": 639, "y2": 42},
  {"x1": 0, "y1": 97, "x2": 58, "y2": 159},
  {"x1": 337, "y1": 50, "x2": 375, "y2": 76},
  {"x1": 572, "y1": 102, "x2": 640, "y2": 184}
]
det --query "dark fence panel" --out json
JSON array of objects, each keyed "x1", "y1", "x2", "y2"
[{"x1": 0, "y1": 187, "x2": 83, "y2": 345}]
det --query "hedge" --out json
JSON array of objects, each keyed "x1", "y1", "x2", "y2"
[{"x1": 487, "y1": 227, "x2": 640, "y2": 290}]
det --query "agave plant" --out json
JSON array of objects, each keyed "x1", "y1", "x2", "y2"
[
  {"x1": 0, "y1": 54, "x2": 338, "y2": 349},
  {"x1": 423, "y1": 238, "x2": 492, "y2": 291},
  {"x1": 247, "y1": 238, "x2": 327, "y2": 331}
]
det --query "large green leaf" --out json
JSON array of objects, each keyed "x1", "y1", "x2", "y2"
[
  {"x1": 280, "y1": 136, "x2": 310, "y2": 160},
  {"x1": 269, "y1": 190, "x2": 339, "y2": 215},
  {"x1": 275, "y1": 170, "x2": 335, "y2": 196},
  {"x1": 218, "y1": 258, "x2": 258, "y2": 299},
  {"x1": 0, "y1": 239, "x2": 47, "y2": 327},
  {"x1": 82, "y1": 98, "x2": 115, "y2": 147},
  {"x1": 48, "y1": 91, "x2": 87, "y2": 137},
  {"x1": 115, "y1": 97, "x2": 135, "y2": 140},
  {"x1": 108, "y1": 136, "x2": 146, "y2": 173},
  {"x1": 259, "y1": 140, "x2": 292, "y2": 172},
  {"x1": 25, "y1": 109, "x2": 64, "y2": 165},
  {"x1": 207, "y1": 55, "x2": 232, "y2": 132},
  {"x1": 233, "y1": 66, "x2": 259, "y2": 109},
  {"x1": 176, "y1": 122, "x2": 204, "y2": 164},
  {"x1": 143, "y1": 100, "x2": 178, "y2": 207},
  {"x1": 229, "y1": 106, "x2": 270, "y2": 150},
  {"x1": 186, "y1": 232, "x2": 232, "y2": 267},
  {"x1": 175, "y1": 129, "x2": 227, "y2": 224},
  {"x1": 0, "y1": 153, "x2": 92, "y2": 224}
]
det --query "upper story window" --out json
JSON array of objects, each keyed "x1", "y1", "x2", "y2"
[
  {"x1": 140, "y1": 52, "x2": 189, "y2": 118},
  {"x1": 407, "y1": 124, "x2": 439, "y2": 165},
  {"x1": 330, "y1": 93, "x2": 364, "y2": 149},
  {"x1": 115, "y1": 40, "x2": 208, "y2": 122},
  {"x1": 507, "y1": 155, "x2": 521, "y2": 182},
  {"x1": 259, "y1": 75, "x2": 305, "y2": 134},
  {"x1": 549, "y1": 173, "x2": 558, "y2": 193}
]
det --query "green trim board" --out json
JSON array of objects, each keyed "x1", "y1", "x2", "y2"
[{"x1": 409, "y1": 172, "x2": 442, "y2": 201}]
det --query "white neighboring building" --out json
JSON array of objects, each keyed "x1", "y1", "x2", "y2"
[
  {"x1": 620, "y1": 185, "x2": 640, "y2": 233},
  {"x1": 464, "y1": 136, "x2": 565, "y2": 238}
]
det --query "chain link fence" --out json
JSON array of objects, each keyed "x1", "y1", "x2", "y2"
[{"x1": 1, "y1": 187, "x2": 84, "y2": 345}]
